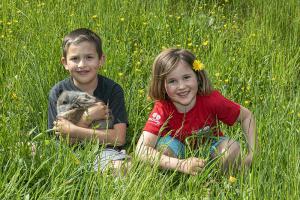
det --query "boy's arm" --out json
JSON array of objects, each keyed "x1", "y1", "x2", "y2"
[
  {"x1": 54, "y1": 118, "x2": 126, "y2": 146},
  {"x1": 237, "y1": 106, "x2": 257, "y2": 166},
  {"x1": 135, "y1": 131, "x2": 205, "y2": 175}
]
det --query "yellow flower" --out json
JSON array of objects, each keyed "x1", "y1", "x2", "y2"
[
  {"x1": 229, "y1": 176, "x2": 237, "y2": 183},
  {"x1": 11, "y1": 92, "x2": 18, "y2": 100},
  {"x1": 120, "y1": 17, "x2": 125, "y2": 22},
  {"x1": 91, "y1": 15, "x2": 97, "y2": 19},
  {"x1": 193, "y1": 60, "x2": 204, "y2": 71},
  {"x1": 202, "y1": 40, "x2": 209, "y2": 46}
]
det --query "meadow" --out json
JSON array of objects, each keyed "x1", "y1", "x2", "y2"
[{"x1": 0, "y1": 0, "x2": 299, "y2": 199}]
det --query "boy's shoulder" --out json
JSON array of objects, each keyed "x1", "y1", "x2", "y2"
[
  {"x1": 95, "y1": 75, "x2": 124, "y2": 95},
  {"x1": 49, "y1": 77, "x2": 77, "y2": 99}
]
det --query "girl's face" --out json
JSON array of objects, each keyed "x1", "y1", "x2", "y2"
[
  {"x1": 62, "y1": 41, "x2": 104, "y2": 90},
  {"x1": 164, "y1": 60, "x2": 198, "y2": 113}
]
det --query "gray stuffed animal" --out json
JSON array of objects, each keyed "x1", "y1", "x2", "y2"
[{"x1": 57, "y1": 91, "x2": 113, "y2": 129}]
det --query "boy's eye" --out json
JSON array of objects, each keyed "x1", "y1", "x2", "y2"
[{"x1": 70, "y1": 57, "x2": 78, "y2": 61}]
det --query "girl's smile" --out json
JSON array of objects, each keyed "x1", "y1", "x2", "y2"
[{"x1": 164, "y1": 60, "x2": 198, "y2": 113}]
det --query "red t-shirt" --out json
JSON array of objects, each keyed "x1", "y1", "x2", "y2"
[{"x1": 143, "y1": 91, "x2": 240, "y2": 143}]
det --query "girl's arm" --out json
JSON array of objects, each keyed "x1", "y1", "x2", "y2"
[
  {"x1": 237, "y1": 106, "x2": 257, "y2": 166},
  {"x1": 54, "y1": 118, "x2": 126, "y2": 146},
  {"x1": 135, "y1": 131, "x2": 205, "y2": 175}
]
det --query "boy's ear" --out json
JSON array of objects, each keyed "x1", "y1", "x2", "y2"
[{"x1": 61, "y1": 57, "x2": 69, "y2": 70}]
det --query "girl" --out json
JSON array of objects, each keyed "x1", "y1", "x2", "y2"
[{"x1": 136, "y1": 48, "x2": 256, "y2": 175}]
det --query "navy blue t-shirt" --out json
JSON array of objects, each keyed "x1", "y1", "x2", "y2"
[{"x1": 48, "y1": 74, "x2": 128, "y2": 130}]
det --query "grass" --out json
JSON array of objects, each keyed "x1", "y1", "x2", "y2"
[{"x1": 0, "y1": 0, "x2": 299, "y2": 199}]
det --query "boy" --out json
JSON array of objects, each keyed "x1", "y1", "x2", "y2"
[{"x1": 48, "y1": 28, "x2": 129, "y2": 172}]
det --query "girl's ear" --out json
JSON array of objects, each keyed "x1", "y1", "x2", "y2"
[
  {"x1": 99, "y1": 54, "x2": 106, "y2": 66},
  {"x1": 61, "y1": 57, "x2": 69, "y2": 70}
]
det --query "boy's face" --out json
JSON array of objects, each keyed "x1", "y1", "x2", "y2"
[{"x1": 62, "y1": 41, "x2": 104, "y2": 88}]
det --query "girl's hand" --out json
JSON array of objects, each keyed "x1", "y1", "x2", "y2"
[
  {"x1": 178, "y1": 157, "x2": 206, "y2": 175},
  {"x1": 81, "y1": 102, "x2": 109, "y2": 124},
  {"x1": 53, "y1": 117, "x2": 75, "y2": 137}
]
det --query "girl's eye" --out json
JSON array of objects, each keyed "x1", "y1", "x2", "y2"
[
  {"x1": 183, "y1": 75, "x2": 191, "y2": 80},
  {"x1": 167, "y1": 79, "x2": 176, "y2": 84}
]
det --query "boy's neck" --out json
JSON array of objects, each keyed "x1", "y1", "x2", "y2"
[{"x1": 72, "y1": 76, "x2": 98, "y2": 95}]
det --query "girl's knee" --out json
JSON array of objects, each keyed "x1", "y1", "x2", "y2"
[{"x1": 218, "y1": 139, "x2": 241, "y2": 159}]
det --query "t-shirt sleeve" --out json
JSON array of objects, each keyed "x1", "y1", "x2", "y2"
[
  {"x1": 143, "y1": 101, "x2": 170, "y2": 136},
  {"x1": 211, "y1": 91, "x2": 240, "y2": 126},
  {"x1": 109, "y1": 85, "x2": 128, "y2": 126}
]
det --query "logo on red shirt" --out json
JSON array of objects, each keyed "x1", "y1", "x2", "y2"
[{"x1": 148, "y1": 112, "x2": 161, "y2": 125}]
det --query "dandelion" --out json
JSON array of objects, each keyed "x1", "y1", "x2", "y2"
[
  {"x1": 224, "y1": 79, "x2": 229, "y2": 83},
  {"x1": 74, "y1": 157, "x2": 81, "y2": 165},
  {"x1": 193, "y1": 60, "x2": 204, "y2": 71},
  {"x1": 91, "y1": 15, "x2": 97, "y2": 19},
  {"x1": 118, "y1": 72, "x2": 124, "y2": 77},
  {"x1": 215, "y1": 72, "x2": 220, "y2": 77},
  {"x1": 288, "y1": 110, "x2": 294, "y2": 115},
  {"x1": 229, "y1": 176, "x2": 237, "y2": 183},
  {"x1": 11, "y1": 92, "x2": 18, "y2": 100},
  {"x1": 202, "y1": 40, "x2": 209, "y2": 46},
  {"x1": 120, "y1": 17, "x2": 125, "y2": 22},
  {"x1": 244, "y1": 100, "x2": 250, "y2": 105},
  {"x1": 176, "y1": 44, "x2": 181, "y2": 48}
]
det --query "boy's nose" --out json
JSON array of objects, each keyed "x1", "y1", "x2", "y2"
[{"x1": 78, "y1": 59, "x2": 85, "y2": 68}]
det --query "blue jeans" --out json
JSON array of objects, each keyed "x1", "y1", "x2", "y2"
[{"x1": 156, "y1": 135, "x2": 227, "y2": 158}]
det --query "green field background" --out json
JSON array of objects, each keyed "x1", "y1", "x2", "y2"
[{"x1": 0, "y1": 0, "x2": 299, "y2": 199}]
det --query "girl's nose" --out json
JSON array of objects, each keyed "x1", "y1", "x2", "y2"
[{"x1": 178, "y1": 80, "x2": 185, "y2": 89}]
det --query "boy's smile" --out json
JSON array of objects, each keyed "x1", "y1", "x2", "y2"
[
  {"x1": 62, "y1": 41, "x2": 104, "y2": 91},
  {"x1": 164, "y1": 60, "x2": 198, "y2": 113}
]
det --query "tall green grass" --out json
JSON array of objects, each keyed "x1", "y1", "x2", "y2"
[{"x1": 0, "y1": 0, "x2": 299, "y2": 199}]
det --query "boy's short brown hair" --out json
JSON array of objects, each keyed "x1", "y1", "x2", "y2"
[{"x1": 62, "y1": 28, "x2": 103, "y2": 58}]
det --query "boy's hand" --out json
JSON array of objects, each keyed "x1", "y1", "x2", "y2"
[
  {"x1": 81, "y1": 102, "x2": 109, "y2": 125},
  {"x1": 177, "y1": 157, "x2": 206, "y2": 175},
  {"x1": 53, "y1": 117, "x2": 76, "y2": 136}
]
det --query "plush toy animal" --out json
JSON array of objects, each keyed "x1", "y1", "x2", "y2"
[{"x1": 57, "y1": 91, "x2": 113, "y2": 129}]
